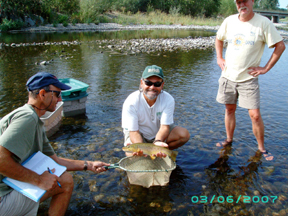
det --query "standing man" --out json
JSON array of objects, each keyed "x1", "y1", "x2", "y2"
[
  {"x1": 122, "y1": 65, "x2": 190, "y2": 157},
  {"x1": 0, "y1": 72, "x2": 109, "y2": 216},
  {"x1": 215, "y1": 0, "x2": 285, "y2": 160}
]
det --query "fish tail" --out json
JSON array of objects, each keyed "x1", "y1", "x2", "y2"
[{"x1": 170, "y1": 151, "x2": 178, "y2": 162}]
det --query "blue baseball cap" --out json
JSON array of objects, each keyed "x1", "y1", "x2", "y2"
[{"x1": 26, "y1": 72, "x2": 71, "y2": 91}]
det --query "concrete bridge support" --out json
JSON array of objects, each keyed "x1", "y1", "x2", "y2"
[{"x1": 272, "y1": 15, "x2": 279, "y2": 23}]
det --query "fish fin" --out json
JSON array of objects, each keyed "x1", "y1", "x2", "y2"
[
  {"x1": 170, "y1": 151, "x2": 178, "y2": 162},
  {"x1": 150, "y1": 155, "x2": 156, "y2": 160}
]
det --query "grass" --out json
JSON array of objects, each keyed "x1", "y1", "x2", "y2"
[{"x1": 106, "y1": 11, "x2": 224, "y2": 26}]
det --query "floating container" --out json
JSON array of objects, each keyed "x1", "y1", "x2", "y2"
[
  {"x1": 40, "y1": 101, "x2": 63, "y2": 137},
  {"x1": 59, "y1": 78, "x2": 89, "y2": 117}
]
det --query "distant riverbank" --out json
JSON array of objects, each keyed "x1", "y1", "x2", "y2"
[
  {"x1": 10, "y1": 22, "x2": 288, "y2": 39},
  {"x1": 13, "y1": 23, "x2": 219, "y2": 33}
]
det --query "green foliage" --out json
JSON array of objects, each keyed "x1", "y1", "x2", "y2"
[
  {"x1": 79, "y1": 0, "x2": 114, "y2": 23},
  {"x1": 254, "y1": 0, "x2": 279, "y2": 10},
  {"x1": 58, "y1": 14, "x2": 69, "y2": 23},
  {"x1": 0, "y1": 0, "x2": 229, "y2": 28},
  {"x1": 112, "y1": 0, "x2": 150, "y2": 13},
  {"x1": 41, "y1": 0, "x2": 79, "y2": 14},
  {"x1": 72, "y1": 18, "x2": 78, "y2": 25},
  {"x1": 219, "y1": 0, "x2": 238, "y2": 17},
  {"x1": 0, "y1": 18, "x2": 24, "y2": 31},
  {"x1": 53, "y1": 21, "x2": 58, "y2": 27},
  {"x1": 0, "y1": 0, "x2": 42, "y2": 22},
  {"x1": 62, "y1": 20, "x2": 68, "y2": 27},
  {"x1": 169, "y1": 5, "x2": 181, "y2": 16}
]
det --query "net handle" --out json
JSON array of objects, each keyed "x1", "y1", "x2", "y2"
[{"x1": 104, "y1": 163, "x2": 120, "y2": 170}]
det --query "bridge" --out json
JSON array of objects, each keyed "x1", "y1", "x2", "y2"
[{"x1": 254, "y1": 9, "x2": 288, "y2": 23}]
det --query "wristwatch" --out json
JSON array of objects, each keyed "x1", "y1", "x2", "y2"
[
  {"x1": 153, "y1": 139, "x2": 162, "y2": 144},
  {"x1": 84, "y1": 161, "x2": 88, "y2": 171}
]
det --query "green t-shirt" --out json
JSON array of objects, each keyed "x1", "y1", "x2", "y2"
[{"x1": 0, "y1": 104, "x2": 55, "y2": 197}]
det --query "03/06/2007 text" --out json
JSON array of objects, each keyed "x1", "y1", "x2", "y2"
[{"x1": 191, "y1": 195, "x2": 278, "y2": 204}]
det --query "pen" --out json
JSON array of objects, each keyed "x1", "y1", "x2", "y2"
[{"x1": 47, "y1": 167, "x2": 62, "y2": 188}]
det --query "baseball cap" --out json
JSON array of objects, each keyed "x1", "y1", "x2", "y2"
[
  {"x1": 26, "y1": 72, "x2": 71, "y2": 91},
  {"x1": 142, "y1": 65, "x2": 164, "y2": 79}
]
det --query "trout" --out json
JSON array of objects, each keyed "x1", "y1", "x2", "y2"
[{"x1": 122, "y1": 143, "x2": 178, "y2": 162}]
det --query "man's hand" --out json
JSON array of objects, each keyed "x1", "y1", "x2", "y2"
[
  {"x1": 38, "y1": 168, "x2": 59, "y2": 190},
  {"x1": 89, "y1": 161, "x2": 110, "y2": 173},
  {"x1": 248, "y1": 66, "x2": 267, "y2": 77},
  {"x1": 217, "y1": 57, "x2": 226, "y2": 71},
  {"x1": 152, "y1": 141, "x2": 168, "y2": 158}
]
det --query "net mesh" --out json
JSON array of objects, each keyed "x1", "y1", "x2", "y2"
[{"x1": 118, "y1": 156, "x2": 176, "y2": 188}]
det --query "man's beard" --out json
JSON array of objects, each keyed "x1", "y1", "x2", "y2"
[
  {"x1": 239, "y1": 6, "x2": 248, "y2": 12},
  {"x1": 143, "y1": 89, "x2": 159, "y2": 100}
]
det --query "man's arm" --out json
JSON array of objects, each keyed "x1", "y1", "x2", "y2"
[
  {"x1": 0, "y1": 146, "x2": 58, "y2": 190},
  {"x1": 248, "y1": 41, "x2": 286, "y2": 77},
  {"x1": 129, "y1": 130, "x2": 144, "y2": 144},
  {"x1": 153, "y1": 124, "x2": 170, "y2": 148},
  {"x1": 215, "y1": 38, "x2": 226, "y2": 71},
  {"x1": 50, "y1": 154, "x2": 109, "y2": 173}
]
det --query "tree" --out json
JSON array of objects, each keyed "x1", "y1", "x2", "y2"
[{"x1": 254, "y1": 0, "x2": 279, "y2": 10}]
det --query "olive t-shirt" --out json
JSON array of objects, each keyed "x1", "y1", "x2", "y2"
[{"x1": 0, "y1": 104, "x2": 55, "y2": 197}]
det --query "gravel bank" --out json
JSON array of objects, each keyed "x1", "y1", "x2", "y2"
[
  {"x1": 11, "y1": 22, "x2": 288, "y2": 39},
  {"x1": 13, "y1": 23, "x2": 220, "y2": 33},
  {"x1": 1, "y1": 23, "x2": 286, "y2": 53}
]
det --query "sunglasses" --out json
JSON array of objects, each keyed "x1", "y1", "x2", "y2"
[
  {"x1": 46, "y1": 90, "x2": 62, "y2": 98},
  {"x1": 143, "y1": 79, "x2": 163, "y2": 87}
]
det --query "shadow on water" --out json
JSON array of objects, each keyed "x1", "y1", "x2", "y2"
[{"x1": 1, "y1": 30, "x2": 288, "y2": 215}]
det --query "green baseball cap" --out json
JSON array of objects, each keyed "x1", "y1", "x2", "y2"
[{"x1": 142, "y1": 65, "x2": 164, "y2": 79}]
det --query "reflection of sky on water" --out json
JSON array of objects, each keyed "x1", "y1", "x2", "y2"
[{"x1": 0, "y1": 30, "x2": 288, "y2": 215}]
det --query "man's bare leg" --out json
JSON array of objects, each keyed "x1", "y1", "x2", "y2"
[
  {"x1": 40, "y1": 171, "x2": 74, "y2": 216},
  {"x1": 166, "y1": 126, "x2": 190, "y2": 150},
  {"x1": 216, "y1": 104, "x2": 236, "y2": 147},
  {"x1": 248, "y1": 109, "x2": 273, "y2": 161}
]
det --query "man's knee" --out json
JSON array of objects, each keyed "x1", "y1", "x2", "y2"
[
  {"x1": 170, "y1": 126, "x2": 190, "y2": 143},
  {"x1": 249, "y1": 109, "x2": 262, "y2": 122},
  {"x1": 60, "y1": 172, "x2": 74, "y2": 192},
  {"x1": 180, "y1": 128, "x2": 190, "y2": 143},
  {"x1": 225, "y1": 104, "x2": 237, "y2": 114}
]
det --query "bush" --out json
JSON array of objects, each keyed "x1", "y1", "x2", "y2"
[
  {"x1": 58, "y1": 14, "x2": 69, "y2": 23},
  {"x1": 62, "y1": 21, "x2": 68, "y2": 27},
  {"x1": 41, "y1": 0, "x2": 79, "y2": 14},
  {"x1": 113, "y1": 0, "x2": 150, "y2": 13},
  {"x1": 79, "y1": 0, "x2": 114, "y2": 22},
  {"x1": 219, "y1": 0, "x2": 238, "y2": 17},
  {"x1": 0, "y1": 18, "x2": 24, "y2": 31}
]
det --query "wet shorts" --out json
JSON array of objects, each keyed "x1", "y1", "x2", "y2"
[
  {"x1": 0, "y1": 190, "x2": 40, "y2": 216},
  {"x1": 123, "y1": 124, "x2": 176, "y2": 146},
  {"x1": 216, "y1": 77, "x2": 260, "y2": 109}
]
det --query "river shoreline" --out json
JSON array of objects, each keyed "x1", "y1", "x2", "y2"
[
  {"x1": 10, "y1": 23, "x2": 219, "y2": 33},
  {"x1": 1, "y1": 23, "x2": 287, "y2": 53},
  {"x1": 9, "y1": 22, "x2": 288, "y2": 35}
]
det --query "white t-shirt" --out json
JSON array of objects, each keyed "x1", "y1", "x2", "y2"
[
  {"x1": 217, "y1": 13, "x2": 283, "y2": 82},
  {"x1": 122, "y1": 90, "x2": 175, "y2": 140}
]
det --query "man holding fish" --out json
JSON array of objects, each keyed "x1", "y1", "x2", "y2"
[{"x1": 122, "y1": 65, "x2": 190, "y2": 159}]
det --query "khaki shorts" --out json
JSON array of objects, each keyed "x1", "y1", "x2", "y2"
[
  {"x1": 0, "y1": 190, "x2": 40, "y2": 216},
  {"x1": 216, "y1": 77, "x2": 260, "y2": 109},
  {"x1": 124, "y1": 124, "x2": 176, "y2": 146}
]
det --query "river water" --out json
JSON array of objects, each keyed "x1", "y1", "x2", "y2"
[{"x1": 0, "y1": 29, "x2": 288, "y2": 215}]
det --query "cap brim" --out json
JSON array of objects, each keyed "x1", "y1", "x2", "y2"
[
  {"x1": 142, "y1": 74, "x2": 164, "y2": 79},
  {"x1": 54, "y1": 81, "x2": 71, "y2": 90}
]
